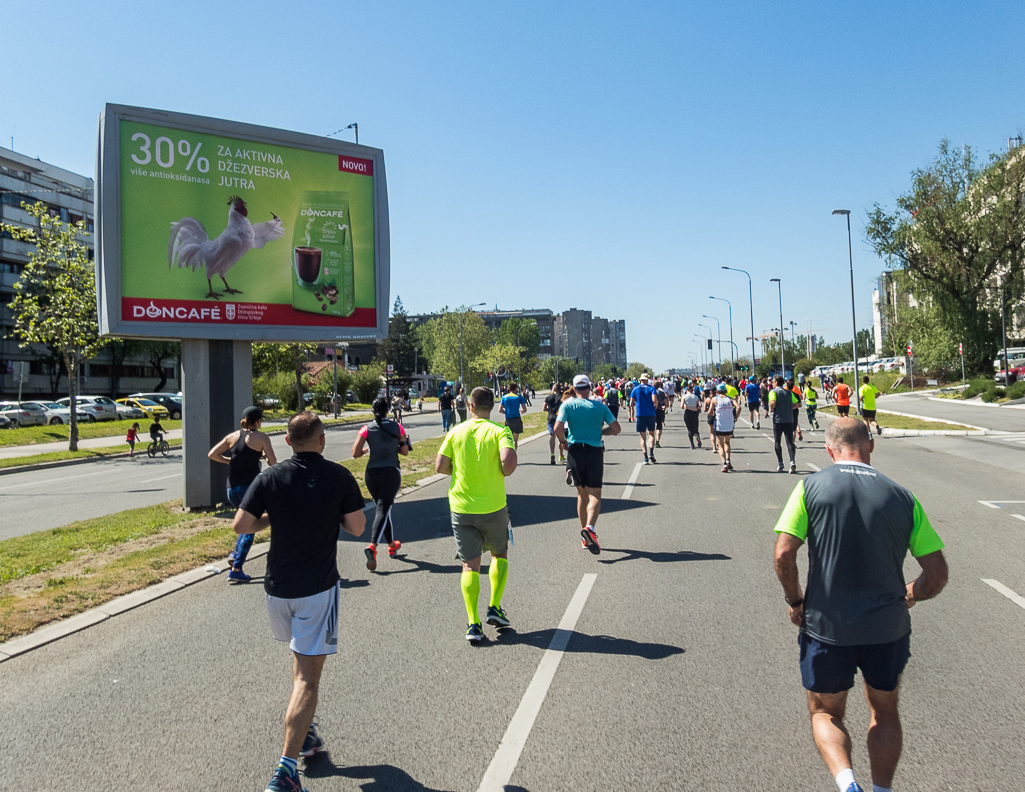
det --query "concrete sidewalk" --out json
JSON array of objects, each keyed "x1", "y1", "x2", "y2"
[{"x1": 0, "y1": 428, "x2": 185, "y2": 460}]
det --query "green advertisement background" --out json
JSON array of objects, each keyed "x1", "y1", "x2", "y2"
[{"x1": 119, "y1": 120, "x2": 376, "y2": 308}]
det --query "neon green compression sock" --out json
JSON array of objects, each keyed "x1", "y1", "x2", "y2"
[
  {"x1": 488, "y1": 558, "x2": 509, "y2": 608},
  {"x1": 461, "y1": 569, "x2": 480, "y2": 625}
]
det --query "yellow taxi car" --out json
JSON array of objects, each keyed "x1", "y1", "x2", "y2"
[{"x1": 116, "y1": 398, "x2": 170, "y2": 421}]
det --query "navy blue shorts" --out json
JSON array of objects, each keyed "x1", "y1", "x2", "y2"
[
  {"x1": 636, "y1": 414, "x2": 656, "y2": 433},
  {"x1": 799, "y1": 632, "x2": 910, "y2": 693}
]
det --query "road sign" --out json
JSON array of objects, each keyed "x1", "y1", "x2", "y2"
[
  {"x1": 959, "y1": 342, "x2": 963, "y2": 356},
  {"x1": 386, "y1": 363, "x2": 394, "y2": 374},
  {"x1": 907, "y1": 343, "x2": 913, "y2": 357}
]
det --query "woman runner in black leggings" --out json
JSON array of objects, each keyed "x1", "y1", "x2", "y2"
[{"x1": 351, "y1": 396, "x2": 411, "y2": 571}]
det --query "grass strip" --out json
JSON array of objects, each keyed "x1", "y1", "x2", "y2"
[{"x1": 816, "y1": 405, "x2": 972, "y2": 431}]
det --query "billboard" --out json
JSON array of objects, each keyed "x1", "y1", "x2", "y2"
[{"x1": 96, "y1": 104, "x2": 389, "y2": 341}]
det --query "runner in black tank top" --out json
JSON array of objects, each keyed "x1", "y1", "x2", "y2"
[
  {"x1": 351, "y1": 397, "x2": 411, "y2": 572},
  {"x1": 208, "y1": 406, "x2": 277, "y2": 581}
]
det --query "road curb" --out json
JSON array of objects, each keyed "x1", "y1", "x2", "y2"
[
  {"x1": 0, "y1": 445, "x2": 184, "y2": 477},
  {"x1": 814, "y1": 409, "x2": 993, "y2": 437}
]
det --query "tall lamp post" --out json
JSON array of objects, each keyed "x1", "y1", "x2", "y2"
[
  {"x1": 702, "y1": 315, "x2": 721, "y2": 371},
  {"x1": 832, "y1": 209, "x2": 861, "y2": 413},
  {"x1": 459, "y1": 302, "x2": 487, "y2": 391},
  {"x1": 698, "y1": 324, "x2": 714, "y2": 372},
  {"x1": 722, "y1": 267, "x2": 757, "y2": 378},
  {"x1": 770, "y1": 279, "x2": 785, "y2": 377},
  {"x1": 693, "y1": 335, "x2": 707, "y2": 376},
  {"x1": 710, "y1": 296, "x2": 734, "y2": 375}
]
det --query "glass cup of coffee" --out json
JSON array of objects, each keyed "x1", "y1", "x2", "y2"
[{"x1": 294, "y1": 246, "x2": 322, "y2": 286}]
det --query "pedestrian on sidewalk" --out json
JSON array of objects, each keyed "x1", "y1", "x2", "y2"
[
  {"x1": 126, "y1": 422, "x2": 140, "y2": 458},
  {"x1": 435, "y1": 386, "x2": 517, "y2": 643},
  {"x1": 554, "y1": 374, "x2": 621, "y2": 555},
  {"x1": 438, "y1": 385, "x2": 455, "y2": 432},
  {"x1": 233, "y1": 412, "x2": 366, "y2": 791},
  {"x1": 769, "y1": 375, "x2": 798, "y2": 474},
  {"x1": 208, "y1": 406, "x2": 278, "y2": 582},
  {"x1": 773, "y1": 418, "x2": 948, "y2": 792},
  {"x1": 351, "y1": 396, "x2": 411, "y2": 572}
]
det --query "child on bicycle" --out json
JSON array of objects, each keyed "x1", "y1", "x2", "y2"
[{"x1": 149, "y1": 416, "x2": 164, "y2": 443}]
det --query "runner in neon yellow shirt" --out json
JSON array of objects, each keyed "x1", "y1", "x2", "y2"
[{"x1": 859, "y1": 375, "x2": 882, "y2": 436}]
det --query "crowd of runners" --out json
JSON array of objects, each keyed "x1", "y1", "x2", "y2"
[{"x1": 215, "y1": 366, "x2": 945, "y2": 792}]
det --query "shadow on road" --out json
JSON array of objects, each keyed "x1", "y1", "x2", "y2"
[
  {"x1": 304, "y1": 756, "x2": 455, "y2": 791},
  {"x1": 598, "y1": 548, "x2": 731, "y2": 566},
  {"x1": 491, "y1": 628, "x2": 684, "y2": 660}
]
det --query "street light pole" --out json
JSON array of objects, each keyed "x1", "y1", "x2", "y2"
[
  {"x1": 702, "y1": 315, "x2": 721, "y2": 371},
  {"x1": 833, "y1": 209, "x2": 861, "y2": 413},
  {"x1": 693, "y1": 336, "x2": 706, "y2": 376},
  {"x1": 459, "y1": 302, "x2": 487, "y2": 391},
  {"x1": 710, "y1": 296, "x2": 734, "y2": 375},
  {"x1": 770, "y1": 279, "x2": 785, "y2": 378},
  {"x1": 723, "y1": 266, "x2": 757, "y2": 378},
  {"x1": 698, "y1": 324, "x2": 714, "y2": 372}
]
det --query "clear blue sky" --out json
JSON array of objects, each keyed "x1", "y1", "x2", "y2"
[{"x1": 6, "y1": 1, "x2": 1025, "y2": 371}]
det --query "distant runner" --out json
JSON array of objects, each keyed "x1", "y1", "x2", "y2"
[
  {"x1": 630, "y1": 374, "x2": 659, "y2": 464},
  {"x1": 499, "y1": 383, "x2": 527, "y2": 448},
  {"x1": 712, "y1": 383, "x2": 738, "y2": 472},
  {"x1": 859, "y1": 376, "x2": 883, "y2": 436},
  {"x1": 833, "y1": 377, "x2": 852, "y2": 418},
  {"x1": 769, "y1": 375, "x2": 798, "y2": 474}
]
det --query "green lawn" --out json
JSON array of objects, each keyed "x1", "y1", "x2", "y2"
[{"x1": 816, "y1": 405, "x2": 971, "y2": 431}]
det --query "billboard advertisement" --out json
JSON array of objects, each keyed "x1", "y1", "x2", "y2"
[{"x1": 96, "y1": 104, "x2": 389, "y2": 341}]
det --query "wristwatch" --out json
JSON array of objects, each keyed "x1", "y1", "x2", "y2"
[{"x1": 785, "y1": 596, "x2": 804, "y2": 608}]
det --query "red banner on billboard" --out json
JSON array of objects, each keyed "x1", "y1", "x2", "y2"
[
  {"x1": 338, "y1": 155, "x2": 374, "y2": 176},
  {"x1": 122, "y1": 298, "x2": 376, "y2": 327}
]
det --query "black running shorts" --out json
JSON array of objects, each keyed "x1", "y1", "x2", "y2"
[{"x1": 567, "y1": 444, "x2": 604, "y2": 489}]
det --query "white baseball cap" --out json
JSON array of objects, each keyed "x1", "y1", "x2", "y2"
[
  {"x1": 573, "y1": 374, "x2": 591, "y2": 389},
  {"x1": 639, "y1": 373, "x2": 650, "y2": 381}
]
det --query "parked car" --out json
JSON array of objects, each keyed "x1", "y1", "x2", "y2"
[
  {"x1": 22, "y1": 401, "x2": 88, "y2": 425},
  {"x1": 995, "y1": 364, "x2": 1025, "y2": 385},
  {"x1": 0, "y1": 412, "x2": 11, "y2": 429},
  {"x1": 116, "y1": 401, "x2": 146, "y2": 420},
  {"x1": 0, "y1": 401, "x2": 49, "y2": 427},
  {"x1": 255, "y1": 394, "x2": 281, "y2": 409},
  {"x1": 56, "y1": 395, "x2": 120, "y2": 422},
  {"x1": 117, "y1": 398, "x2": 170, "y2": 421},
  {"x1": 129, "y1": 392, "x2": 182, "y2": 419}
]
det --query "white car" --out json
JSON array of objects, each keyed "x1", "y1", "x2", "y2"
[
  {"x1": 116, "y1": 402, "x2": 146, "y2": 420},
  {"x1": 22, "y1": 401, "x2": 89, "y2": 425},
  {"x1": 0, "y1": 401, "x2": 49, "y2": 427},
  {"x1": 56, "y1": 395, "x2": 119, "y2": 422}
]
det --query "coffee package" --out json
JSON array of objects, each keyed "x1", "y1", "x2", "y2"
[{"x1": 291, "y1": 191, "x2": 355, "y2": 317}]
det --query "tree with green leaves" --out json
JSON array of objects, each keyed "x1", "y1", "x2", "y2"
[
  {"x1": 625, "y1": 362, "x2": 651, "y2": 380},
  {"x1": 139, "y1": 340, "x2": 180, "y2": 392},
  {"x1": 416, "y1": 308, "x2": 492, "y2": 386},
  {"x1": 536, "y1": 356, "x2": 586, "y2": 388},
  {"x1": 375, "y1": 297, "x2": 420, "y2": 376},
  {"x1": 1, "y1": 202, "x2": 105, "y2": 450},
  {"x1": 472, "y1": 343, "x2": 524, "y2": 382},
  {"x1": 866, "y1": 139, "x2": 1025, "y2": 374},
  {"x1": 591, "y1": 363, "x2": 622, "y2": 382}
]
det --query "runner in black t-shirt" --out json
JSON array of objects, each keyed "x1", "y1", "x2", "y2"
[
  {"x1": 234, "y1": 412, "x2": 365, "y2": 790},
  {"x1": 544, "y1": 386, "x2": 564, "y2": 465}
]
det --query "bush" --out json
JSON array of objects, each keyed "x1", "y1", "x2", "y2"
[
  {"x1": 350, "y1": 365, "x2": 384, "y2": 404},
  {"x1": 1007, "y1": 381, "x2": 1025, "y2": 400},
  {"x1": 254, "y1": 371, "x2": 304, "y2": 412},
  {"x1": 963, "y1": 378, "x2": 995, "y2": 399}
]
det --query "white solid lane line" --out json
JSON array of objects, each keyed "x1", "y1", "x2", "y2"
[
  {"x1": 0, "y1": 468, "x2": 111, "y2": 493},
  {"x1": 807, "y1": 462, "x2": 821, "y2": 472},
  {"x1": 622, "y1": 462, "x2": 643, "y2": 500},
  {"x1": 139, "y1": 473, "x2": 182, "y2": 484},
  {"x1": 476, "y1": 573, "x2": 598, "y2": 792},
  {"x1": 1011, "y1": 514, "x2": 1025, "y2": 523},
  {"x1": 982, "y1": 579, "x2": 1025, "y2": 610}
]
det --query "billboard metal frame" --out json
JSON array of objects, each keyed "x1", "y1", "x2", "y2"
[{"x1": 96, "y1": 103, "x2": 390, "y2": 342}]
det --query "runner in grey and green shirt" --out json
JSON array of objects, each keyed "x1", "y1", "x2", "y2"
[{"x1": 772, "y1": 418, "x2": 947, "y2": 792}]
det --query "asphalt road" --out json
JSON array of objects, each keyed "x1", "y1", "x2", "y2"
[
  {"x1": 1, "y1": 404, "x2": 1023, "y2": 791},
  {"x1": 0, "y1": 406, "x2": 464, "y2": 541},
  {"x1": 877, "y1": 390, "x2": 1025, "y2": 432}
]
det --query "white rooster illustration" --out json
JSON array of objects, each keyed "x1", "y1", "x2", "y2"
[{"x1": 168, "y1": 195, "x2": 285, "y2": 299}]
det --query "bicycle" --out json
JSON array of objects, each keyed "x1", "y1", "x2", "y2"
[{"x1": 147, "y1": 437, "x2": 170, "y2": 457}]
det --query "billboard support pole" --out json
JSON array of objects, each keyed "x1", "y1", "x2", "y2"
[{"x1": 181, "y1": 339, "x2": 253, "y2": 509}]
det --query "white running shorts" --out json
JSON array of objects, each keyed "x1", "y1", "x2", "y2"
[{"x1": 266, "y1": 582, "x2": 339, "y2": 656}]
